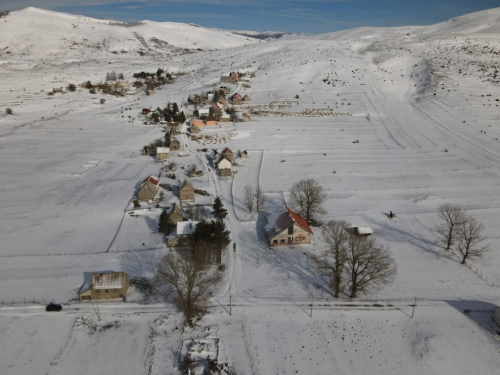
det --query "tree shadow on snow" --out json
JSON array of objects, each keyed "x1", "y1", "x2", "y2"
[
  {"x1": 363, "y1": 216, "x2": 460, "y2": 263},
  {"x1": 240, "y1": 211, "x2": 333, "y2": 299}
]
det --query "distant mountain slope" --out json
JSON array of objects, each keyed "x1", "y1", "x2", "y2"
[{"x1": 0, "y1": 7, "x2": 259, "y2": 58}]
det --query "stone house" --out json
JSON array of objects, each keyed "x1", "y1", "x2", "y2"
[
  {"x1": 222, "y1": 147, "x2": 235, "y2": 162},
  {"x1": 79, "y1": 272, "x2": 129, "y2": 301},
  {"x1": 179, "y1": 179, "x2": 195, "y2": 202},
  {"x1": 265, "y1": 206, "x2": 313, "y2": 247},
  {"x1": 220, "y1": 114, "x2": 231, "y2": 122},
  {"x1": 220, "y1": 72, "x2": 239, "y2": 83},
  {"x1": 138, "y1": 175, "x2": 159, "y2": 202},
  {"x1": 217, "y1": 157, "x2": 232, "y2": 177},
  {"x1": 243, "y1": 95, "x2": 251, "y2": 102},
  {"x1": 167, "y1": 221, "x2": 198, "y2": 247},
  {"x1": 191, "y1": 124, "x2": 201, "y2": 134},
  {"x1": 156, "y1": 147, "x2": 170, "y2": 161},
  {"x1": 170, "y1": 138, "x2": 181, "y2": 151},
  {"x1": 218, "y1": 97, "x2": 227, "y2": 105},
  {"x1": 168, "y1": 203, "x2": 187, "y2": 225}
]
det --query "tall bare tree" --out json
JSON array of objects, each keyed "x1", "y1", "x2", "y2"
[
  {"x1": 289, "y1": 179, "x2": 326, "y2": 224},
  {"x1": 434, "y1": 204, "x2": 467, "y2": 251},
  {"x1": 455, "y1": 216, "x2": 488, "y2": 265},
  {"x1": 255, "y1": 185, "x2": 265, "y2": 211},
  {"x1": 345, "y1": 235, "x2": 397, "y2": 298},
  {"x1": 309, "y1": 220, "x2": 351, "y2": 298},
  {"x1": 243, "y1": 185, "x2": 254, "y2": 213},
  {"x1": 154, "y1": 249, "x2": 222, "y2": 321}
]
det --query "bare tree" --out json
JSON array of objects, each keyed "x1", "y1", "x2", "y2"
[
  {"x1": 454, "y1": 216, "x2": 488, "y2": 265},
  {"x1": 433, "y1": 204, "x2": 467, "y2": 251},
  {"x1": 289, "y1": 179, "x2": 326, "y2": 224},
  {"x1": 154, "y1": 250, "x2": 222, "y2": 321},
  {"x1": 243, "y1": 185, "x2": 254, "y2": 213},
  {"x1": 255, "y1": 185, "x2": 265, "y2": 211},
  {"x1": 185, "y1": 206, "x2": 205, "y2": 222},
  {"x1": 309, "y1": 220, "x2": 351, "y2": 298},
  {"x1": 345, "y1": 235, "x2": 397, "y2": 298}
]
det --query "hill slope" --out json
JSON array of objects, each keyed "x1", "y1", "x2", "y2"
[{"x1": 0, "y1": 7, "x2": 258, "y2": 59}]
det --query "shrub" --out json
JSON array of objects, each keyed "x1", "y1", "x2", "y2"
[{"x1": 5, "y1": 108, "x2": 13, "y2": 115}]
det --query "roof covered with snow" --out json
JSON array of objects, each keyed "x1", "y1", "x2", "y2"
[
  {"x1": 91, "y1": 272, "x2": 127, "y2": 290},
  {"x1": 177, "y1": 221, "x2": 198, "y2": 235},
  {"x1": 157, "y1": 147, "x2": 170, "y2": 154},
  {"x1": 356, "y1": 226, "x2": 373, "y2": 235}
]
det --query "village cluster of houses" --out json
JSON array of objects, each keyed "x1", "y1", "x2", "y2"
[{"x1": 208, "y1": 147, "x2": 248, "y2": 177}]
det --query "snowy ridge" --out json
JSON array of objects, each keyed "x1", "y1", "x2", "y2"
[{"x1": 0, "y1": 7, "x2": 258, "y2": 59}]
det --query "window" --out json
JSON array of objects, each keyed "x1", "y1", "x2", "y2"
[
  {"x1": 288, "y1": 237, "x2": 294, "y2": 243},
  {"x1": 288, "y1": 226, "x2": 293, "y2": 235},
  {"x1": 280, "y1": 239, "x2": 286, "y2": 243},
  {"x1": 273, "y1": 240, "x2": 278, "y2": 244}
]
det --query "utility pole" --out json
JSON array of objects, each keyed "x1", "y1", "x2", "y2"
[
  {"x1": 229, "y1": 294, "x2": 232, "y2": 316},
  {"x1": 310, "y1": 295, "x2": 313, "y2": 317},
  {"x1": 411, "y1": 297, "x2": 417, "y2": 319}
]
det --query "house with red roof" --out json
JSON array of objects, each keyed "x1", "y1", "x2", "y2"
[
  {"x1": 138, "y1": 175, "x2": 159, "y2": 202},
  {"x1": 265, "y1": 206, "x2": 313, "y2": 247}
]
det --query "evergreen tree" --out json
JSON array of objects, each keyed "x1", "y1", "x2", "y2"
[
  {"x1": 158, "y1": 210, "x2": 170, "y2": 235},
  {"x1": 165, "y1": 132, "x2": 171, "y2": 146},
  {"x1": 212, "y1": 197, "x2": 228, "y2": 222}
]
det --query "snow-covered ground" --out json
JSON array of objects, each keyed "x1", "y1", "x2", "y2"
[{"x1": 1, "y1": 6, "x2": 500, "y2": 375}]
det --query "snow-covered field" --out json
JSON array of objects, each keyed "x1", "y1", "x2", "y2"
[{"x1": 1, "y1": 6, "x2": 500, "y2": 375}]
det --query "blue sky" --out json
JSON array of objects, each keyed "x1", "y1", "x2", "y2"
[{"x1": 4, "y1": 1, "x2": 500, "y2": 34}]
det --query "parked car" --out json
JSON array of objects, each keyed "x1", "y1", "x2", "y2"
[{"x1": 46, "y1": 303, "x2": 62, "y2": 312}]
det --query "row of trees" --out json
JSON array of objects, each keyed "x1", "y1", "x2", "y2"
[
  {"x1": 105, "y1": 71, "x2": 125, "y2": 81},
  {"x1": 243, "y1": 185, "x2": 265, "y2": 213},
  {"x1": 310, "y1": 220, "x2": 397, "y2": 298},
  {"x1": 433, "y1": 204, "x2": 488, "y2": 264}
]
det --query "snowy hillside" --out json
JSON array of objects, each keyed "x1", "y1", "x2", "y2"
[
  {"x1": 0, "y1": 7, "x2": 258, "y2": 58},
  {"x1": 1, "y1": 6, "x2": 500, "y2": 375}
]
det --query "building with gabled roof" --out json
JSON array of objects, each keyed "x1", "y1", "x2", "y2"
[
  {"x1": 79, "y1": 272, "x2": 129, "y2": 301},
  {"x1": 168, "y1": 203, "x2": 187, "y2": 225},
  {"x1": 222, "y1": 147, "x2": 235, "y2": 162},
  {"x1": 217, "y1": 157, "x2": 232, "y2": 177},
  {"x1": 167, "y1": 221, "x2": 199, "y2": 247},
  {"x1": 265, "y1": 206, "x2": 313, "y2": 247},
  {"x1": 156, "y1": 147, "x2": 170, "y2": 161},
  {"x1": 179, "y1": 179, "x2": 195, "y2": 202},
  {"x1": 170, "y1": 138, "x2": 181, "y2": 151},
  {"x1": 138, "y1": 175, "x2": 159, "y2": 202}
]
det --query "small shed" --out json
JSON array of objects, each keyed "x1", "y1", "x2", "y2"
[
  {"x1": 179, "y1": 179, "x2": 195, "y2": 202},
  {"x1": 243, "y1": 95, "x2": 251, "y2": 102},
  {"x1": 142, "y1": 108, "x2": 151, "y2": 115},
  {"x1": 355, "y1": 226, "x2": 373, "y2": 236},
  {"x1": 156, "y1": 147, "x2": 170, "y2": 161},
  {"x1": 220, "y1": 114, "x2": 231, "y2": 122},
  {"x1": 170, "y1": 138, "x2": 181, "y2": 151},
  {"x1": 79, "y1": 272, "x2": 129, "y2": 301},
  {"x1": 241, "y1": 150, "x2": 248, "y2": 159}
]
